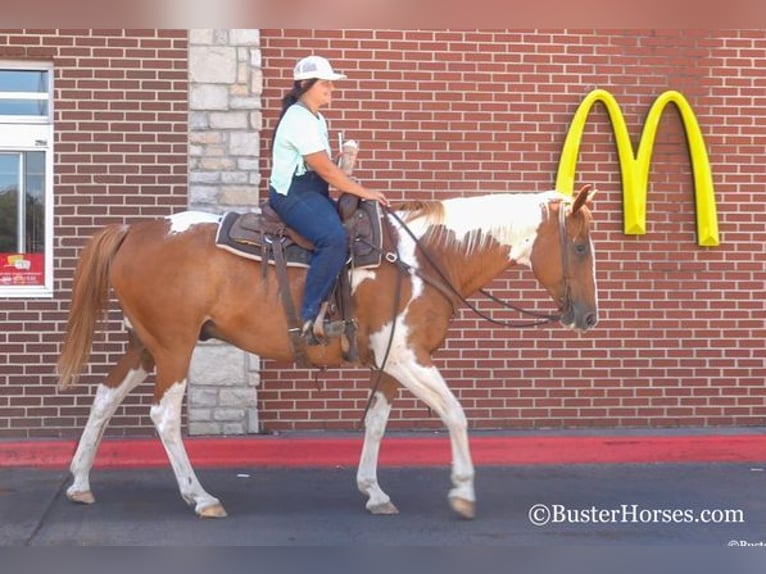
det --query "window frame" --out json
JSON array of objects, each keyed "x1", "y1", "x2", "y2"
[{"x1": 0, "y1": 60, "x2": 54, "y2": 298}]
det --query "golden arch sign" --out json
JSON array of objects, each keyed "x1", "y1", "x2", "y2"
[{"x1": 555, "y1": 89, "x2": 720, "y2": 247}]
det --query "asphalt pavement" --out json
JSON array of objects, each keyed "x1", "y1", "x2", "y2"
[{"x1": 2, "y1": 462, "x2": 765, "y2": 546}]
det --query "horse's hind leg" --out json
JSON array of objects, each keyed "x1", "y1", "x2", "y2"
[
  {"x1": 150, "y1": 349, "x2": 227, "y2": 518},
  {"x1": 67, "y1": 333, "x2": 153, "y2": 504},
  {"x1": 357, "y1": 372, "x2": 399, "y2": 515}
]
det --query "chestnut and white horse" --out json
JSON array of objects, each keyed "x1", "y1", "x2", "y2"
[{"x1": 57, "y1": 186, "x2": 598, "y2": 519}]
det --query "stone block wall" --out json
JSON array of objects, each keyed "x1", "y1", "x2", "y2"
[
  {"x1": 187, "y1": 29, "x2": 263, "y2": 435},
  {"x1": 189, "y1": 28, "x2": 262, "y2": 212},
  {"x1": 188, "y1": 345, "x2": 261, "y2": 435}
]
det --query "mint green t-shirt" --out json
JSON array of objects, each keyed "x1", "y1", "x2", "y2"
[{"x1": 269, "y1": 104, "x2": 331, "y2": 195}]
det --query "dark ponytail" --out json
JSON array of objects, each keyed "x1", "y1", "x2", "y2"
[{"x1": 270, "y1": 79, "x2": 319, "y2": 151}]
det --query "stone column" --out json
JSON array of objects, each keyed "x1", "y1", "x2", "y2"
[{"x1": 187, "y1": 29, "x2": 262, "y2": 435}]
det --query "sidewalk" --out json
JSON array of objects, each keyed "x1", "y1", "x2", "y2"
[{"x1": 2, "y1": 428, "x2": 765, "y2": 469}]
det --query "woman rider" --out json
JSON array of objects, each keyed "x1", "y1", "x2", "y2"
[{"x1": 268, "y1": 55, "x2": 388, "y2": 342}]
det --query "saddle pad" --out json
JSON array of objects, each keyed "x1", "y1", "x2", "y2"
[
  {"x1": 215, "y1": 211, "x2": 311, "y2": 268},
  {"x1": 215, "y1": 200, "x2": 383, "y2": 270}
]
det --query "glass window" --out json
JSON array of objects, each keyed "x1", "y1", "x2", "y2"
[
  {"x1": 0, "y1": 153, "x2": 20, "y2": 252},
  {"x1": 0, "y1": 69, "x2": 49, "y2": 92},
  {"x1": 24, "y1": 151, "x2": 46, "y2": 254},
  {"x1": 0, "y1": 151, "x2": 46, "y2": 287},
  {"x1": 0, "y1": 99, "x2": 49, "y2": 117},
  {"x1": 0, "y1": 61, "x2": 53, "y2": 296},
  {"x1": 0, "y1": 68, "x2": 51, "y2": 120}
]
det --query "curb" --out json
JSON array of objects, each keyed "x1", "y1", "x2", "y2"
[{"x1": 1, "y1": 433, "x2": 765, "y2": 469}]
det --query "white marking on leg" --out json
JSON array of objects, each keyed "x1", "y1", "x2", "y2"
[
  {"x1": 357, "y1": 391, "x2": 396, "y2": 512},
  {"x1": 150, "y1": 380, "x2": 222, "y2": 515},
  {"x1": 384, "y1": 350, "x2": 475, "y2": 505},
  {"x1": 68, "y1": 367, "x2": 147, "y2": 500}
]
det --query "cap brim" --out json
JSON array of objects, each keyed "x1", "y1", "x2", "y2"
[
  {"x1": 318, "y1": 72, "x2": 347, "y2": 81},
  {"x1": 295, "y1": 72, "x2": 347, "y2": 81}
]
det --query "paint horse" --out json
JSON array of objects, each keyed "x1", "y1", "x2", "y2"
[{"x1": 57, "y1": 185, "x2": 598, "y2": 519}]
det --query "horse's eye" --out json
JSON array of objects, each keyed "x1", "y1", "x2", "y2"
[{"x1": 574, "y1": 243, "x2": 588, "y2": 255}]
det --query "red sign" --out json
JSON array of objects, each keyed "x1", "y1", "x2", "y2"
[{"x1": 0, "y1": 253, "x2": 45, "y2": 286}]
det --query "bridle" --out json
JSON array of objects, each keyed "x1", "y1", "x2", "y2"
[{"x1": 556, "y1": 199, "x2": 574, "y2": 322}]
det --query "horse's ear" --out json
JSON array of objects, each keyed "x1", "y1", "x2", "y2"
[{"x1": 571, "y1": 184, "x2": 595, "y2": 214}]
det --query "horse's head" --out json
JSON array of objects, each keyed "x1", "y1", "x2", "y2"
[{"x1": 530, "y1": 185, "x2": 598, "y2": 331}]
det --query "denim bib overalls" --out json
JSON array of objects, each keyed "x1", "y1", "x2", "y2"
[{"x1": 268, "y1": 171, "x2": 348, "y2": 324}]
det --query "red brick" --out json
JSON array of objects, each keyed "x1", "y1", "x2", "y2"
[
  {"x1": 254, "y1": 29, "x2": 766, "y2": 433},
  {"x1": 3, "y1": 28, "x2": 765, "y2": 436}
]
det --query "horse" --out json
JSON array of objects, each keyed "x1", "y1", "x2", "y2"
[{"x1": 56, "y1": 185, "x2": 598, "y2": 520}]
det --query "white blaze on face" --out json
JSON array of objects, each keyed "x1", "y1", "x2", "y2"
[{"x1": 166, "y1": 211, "x2": 221, "y2": 235}]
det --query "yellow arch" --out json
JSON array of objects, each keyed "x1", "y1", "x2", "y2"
[{"x1": 555, "y1": 89, "x2": 720, "y2": 247}]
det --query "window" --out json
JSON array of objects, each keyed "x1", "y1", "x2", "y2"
[
  {"x1": 0, "y1": 62, "x2": 53, "y2": 297},
  {"x1": 0, "y1": 68, "x2": 50, "y2": 120}
]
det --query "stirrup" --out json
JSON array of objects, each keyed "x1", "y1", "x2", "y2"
[
  {"x1": 302, "y1": 319, "x2": 346, "y2": 345},
  {"x1": 322, "y1": 320, "x2": 347, "y2": 338}
]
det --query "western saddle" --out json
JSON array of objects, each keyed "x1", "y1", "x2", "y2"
[{"x1": 215, "y1": 193, "x2": 383, "y2": 367}]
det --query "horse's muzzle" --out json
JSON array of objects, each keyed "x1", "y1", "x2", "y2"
[{"x1": 560, "y1": 304, "x2": 598, "y2": 331}]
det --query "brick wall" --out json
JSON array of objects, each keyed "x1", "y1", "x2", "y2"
[
  {"x1": 2, "y1": 29, "x2": 764, "y2": 439},
  {"x1": 257, "y1": 29, "x2": 766, "y2": 431},
  {"x1": 0, "y1": 29, "x2": 188, "y2": 437}
]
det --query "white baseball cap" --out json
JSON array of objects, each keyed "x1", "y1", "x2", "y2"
[{"x1": 293, "y1": 55, "x2": 347, "y2": 81}]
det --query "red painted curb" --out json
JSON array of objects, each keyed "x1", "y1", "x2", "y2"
[{"x1": 1, "y1": 434, "x2": 764, "y2": 469}]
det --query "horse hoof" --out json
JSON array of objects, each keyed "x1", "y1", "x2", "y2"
[
  {"x1": 197, "y1": 502, "x2": 228, "y2": 518},
  {"x1": 449, "y1": 496, "x2": 475, "y2": 519},
  {"x1": 368, "y1": 501, "x2": 399, "y2": 515},
  {"x1": 67, "y1": 490, "x2": 95, "y2": 505}
]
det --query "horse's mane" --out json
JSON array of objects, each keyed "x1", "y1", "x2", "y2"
[
  {"x1": 393, "y1": 198, "x2": 487, "y2": 254},
  {"x1": 390, "y1": 191, "x2": 572, "y2": 256},
  {"x1": 394, "y1": 200, "x2": 446, "y2": 225}
]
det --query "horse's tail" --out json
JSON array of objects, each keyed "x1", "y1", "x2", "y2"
[{"x1": 57, "y1": 224, "x2": 130, "y2": 390}]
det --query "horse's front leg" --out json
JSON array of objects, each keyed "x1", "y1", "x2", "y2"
[
  {"x1": 357, "y1": 372, "x2": 399, "y2": 515},
  {"x1": 386, "y1": 356, "x2": 475, "y2": 519}
]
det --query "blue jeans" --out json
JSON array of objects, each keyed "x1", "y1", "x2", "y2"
[{"x1": 268, "y1": 172, "x2": 348, "y2": 323}]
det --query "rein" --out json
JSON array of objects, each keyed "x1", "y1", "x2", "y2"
[
  {"x1": 556, "y1": 200, "x2": 573, "y2": 319},
  {"x1": 358, "y1": 215, "x2": 403, "y2": 428},
  {"x1": 379, "y1": 205, "x2": 569, "y2": 328}
]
